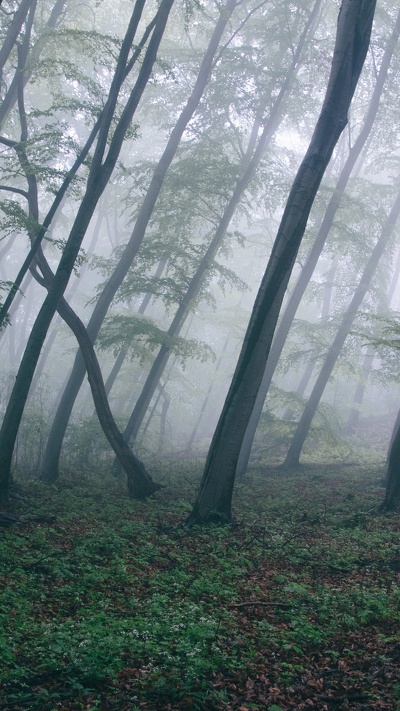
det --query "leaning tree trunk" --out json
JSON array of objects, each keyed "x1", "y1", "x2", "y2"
[
  {"x1": 281, "y1": 260, "x2": 337, "y2": 423},
  {"x1": 0, "y1": 0, "x2": 33, "y2": 75},
  {"x1": 235, "y1": 7, "x2": 400, "y2": 480},
  {"x1": 40, "y1": 0, "x2": 240, "y2": 485},
  {"x1": 186, "y1": 0, "x2": 377, "y2": 526},
  {"x1": 0, "y1": 0, "x2": 67, "y2": 130},
  {"x1": 283, "y1": 188, "x2": 400, "y2": 468},
  {"x1": 381, "y1": 409, "x2": 400, "y2": 511},
  {"x1": 0, "y1": 0, "x2": 155, "y2": 330},
  {"x1": 116, "y1": 1, "x2": 321, "y2": 448},
  {"x1": 345, "y1": 245, "x2": 400, "y2": 435},
  {"x1": 344, "y1": 347, "x2": 375, "y2": 435},
  {"x1": 102, "y1": 260, "x2": 167, "y2": 399},
  {"x1": 186, "y1": 331, "x2": 231, "y2": 453},
  {"x1": 0, "y1": 0, "x2": 174, "y2": 505}
]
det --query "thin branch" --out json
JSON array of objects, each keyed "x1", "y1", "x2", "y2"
[
  {"x1": 214, "y1": 0, "x2": 270, "y2": 66},
  {"x1": 0, "y1": 184, "x2": 28, "y2": 197}
]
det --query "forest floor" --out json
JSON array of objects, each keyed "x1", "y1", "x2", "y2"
[{"x1": 0, "y1": 456, "x2": 399, "y2": 710}]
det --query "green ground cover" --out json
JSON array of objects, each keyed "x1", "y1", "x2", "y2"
[{"x1": 0, "y1": 461, "x2": 399, "y2": 710}]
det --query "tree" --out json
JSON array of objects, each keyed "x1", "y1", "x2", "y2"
[
  {"x1": 0, "y1": 0, "x2": 175, "y2": 505},
  {"x1": 38, "y1": 0, "x2": 252, "y2": 484},
  {"x1": 283, "y1": 187, "x2": 400, "y2": 467},
  {"x1": 186, "y1": 0, "x2": 377, "y2": 525},
  {"x1": 382, "y1": 409, "x2": 400, "y2": 511},
  {"x1": 235, "y1": 5, "x2": 400, "y2": 478},
  {"x1": 116, "y1": 0, "x2": 322, "y2": 450}
]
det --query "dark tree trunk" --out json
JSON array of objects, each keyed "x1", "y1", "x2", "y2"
[
  {"x1": 0, "y1": 0, "x2": 34, "y2": 75},
  {"x1": 235, "y1": 8, "x2": 400, "y2": 480},
  {"x1": 57, "y1": 300, "x2": 160, "y2": 497},
  {"x1": 0, "y1": 0, "x2": 66, "y2": 129},
  {"x1": 0, "y1": 0, "x2": 157, "y2": 329},
  {"x1": 283, "y1": 189, "x2": 400, "y2": 468},
  {"x1": 186, "y1": 0, "x2": 377, "y2": 525},
  {"x1": 381, "y1": 409, "x2": 400, "y2": 511},
  {"x1": 0, "y1": 0, "x2": 174, "y2": 505},
  {"x1": 39, "y1": 0, "x2": 241, "y2": 483}
]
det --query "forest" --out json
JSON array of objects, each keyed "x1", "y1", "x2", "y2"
[{"x1": 1, "y1": 0, "x2": 400, "y2": 708}]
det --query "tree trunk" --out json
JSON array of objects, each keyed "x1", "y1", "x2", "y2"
[
  {"x1": 344, "y1": 347, "x2": 375, "y2": 435},
  {"x1": 186, "y1": 0, "x2": 377, "y2": 525},
  {"x1": 158, "y1": 391, "x2": 170, "y2": 454},
  {"x1": 102, "y1": 260, "x2": 167, "y2": 400},
  {"x1": 116, "y1": 1, "x2": 322, "y2": 448},
  {"x1": 186, "y1": 332, "x2": 231, "y2": 453},
  {"x1": 283, "y1": 188, "x2": 400, "y2": 467},
  {"x1": 0, "y1": 0, "x2": 174, "y2": 505},
  {"x1": 235, "y1": 8, "x2": 400, "y2": 480},
  {"x1": 58, "y1": 299, "x2": 160, "y2": 497},
  {"x1": 0, "y1": 0, "x2": 34, "y2": 76},
  {"x1": 381, "y1": 409, "x2": 400, "y2": 511},
  {"x1": 39, "y1": 0, "x2": 241, "y2": 483},
  {"x1": 282, "y1": 260, "x2": 337, "y2": 423},
  {"x1": 0, "y1": 0, "x2": 67, "y2": 129},
  {"x1": 0, "y1": 0, "x2": 158, "y2": 329}
]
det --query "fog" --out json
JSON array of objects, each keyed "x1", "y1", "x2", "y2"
[{"x1": 1, "y1": 0, "x2": 399, "y2": 484}]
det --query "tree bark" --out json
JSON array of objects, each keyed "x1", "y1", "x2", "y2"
[
  {"x1": 283, "y1": 188, "x2": 400, "y2": 467},
  {"x1": 186, "y1": 0, "x2": 377, "y2": 525},
  {"x1": 0, "y1": 0, "x2": 34, "y2": 76},
  {"x1": 235, "y1": 7, "x2": 400, "y2": 480},
  {"x1": 40, "y1": 0, "x2": 240, "y2": 483},
  {"x1": 381, "y1": 409, "x2": 400, "y2": 511}
]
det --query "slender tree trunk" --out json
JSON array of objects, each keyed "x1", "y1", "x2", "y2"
[
  {"x1": 381, "y1": 409, "x2": 400, "y2": 511},
  {"x1": 282, "y1": 260, "x2": 337, "y2": 423},
  {"x1": 0, "y1": 0, "x2": 174, "y2": 505},
  {"x1": 158, "y1": 391, "x2": 170, "y2": 454},
  {"x1": 344, "y1": 242, "x2": 400, "y2": 435},
  {"x1": 29, "y1": 319, "x2": 61, "y2": 393},
  {"x1": 15, "y1": 290, "x2": 34, "y2": 361},
  {"x1": 186, "y1": 0, "x2": 377, "y2": 525},
  {"x1": 102, "y1": 260, "x2": 167, "y2": 399},
  {"x1": 344, "y1": 347, "x2": 375, "y2": 434},
  {"x1": 118, "y1": 1, "x2": 321, "y2": 447},
  {"x1": 57, "y1": 299, "x2": 160, "y2": 496},
  {"x1": 40, "y1": 0, "x2": 241, "y2": 483},
  {"x1": 283, "y1": 188, "x2": 400, "y2": 467},
  {"x1": 0, "y1": 0, "x2": 155, "y2": 328},
  {"x1": 186, "y1": 332, "x2": 231, "y2": 453},
  {"x1": 235, "y1": 8, "x2": 400, "y2": 480},
  {"x1": 0, "y1": 0, "x2": 66, "y2": 129},
  {"x1": 0, "y1": 0, "x2": 34, "y2": 76}
]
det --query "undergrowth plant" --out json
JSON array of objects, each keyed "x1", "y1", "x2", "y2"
[{"x1": 1, "y1": 462, "x2": 399, "y2": 710}]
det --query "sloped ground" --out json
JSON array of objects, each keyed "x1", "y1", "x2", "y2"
[{"x1": 0, "y1": 461, "x2": 399, "y2": 710}]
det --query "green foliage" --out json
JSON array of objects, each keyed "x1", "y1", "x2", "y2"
[
  {"x1": 1, "y1": 462, "x2": 400, "y2": 708},
  {"x1": 97, "y1": 312, "x2": 216, "y2": 367}
]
